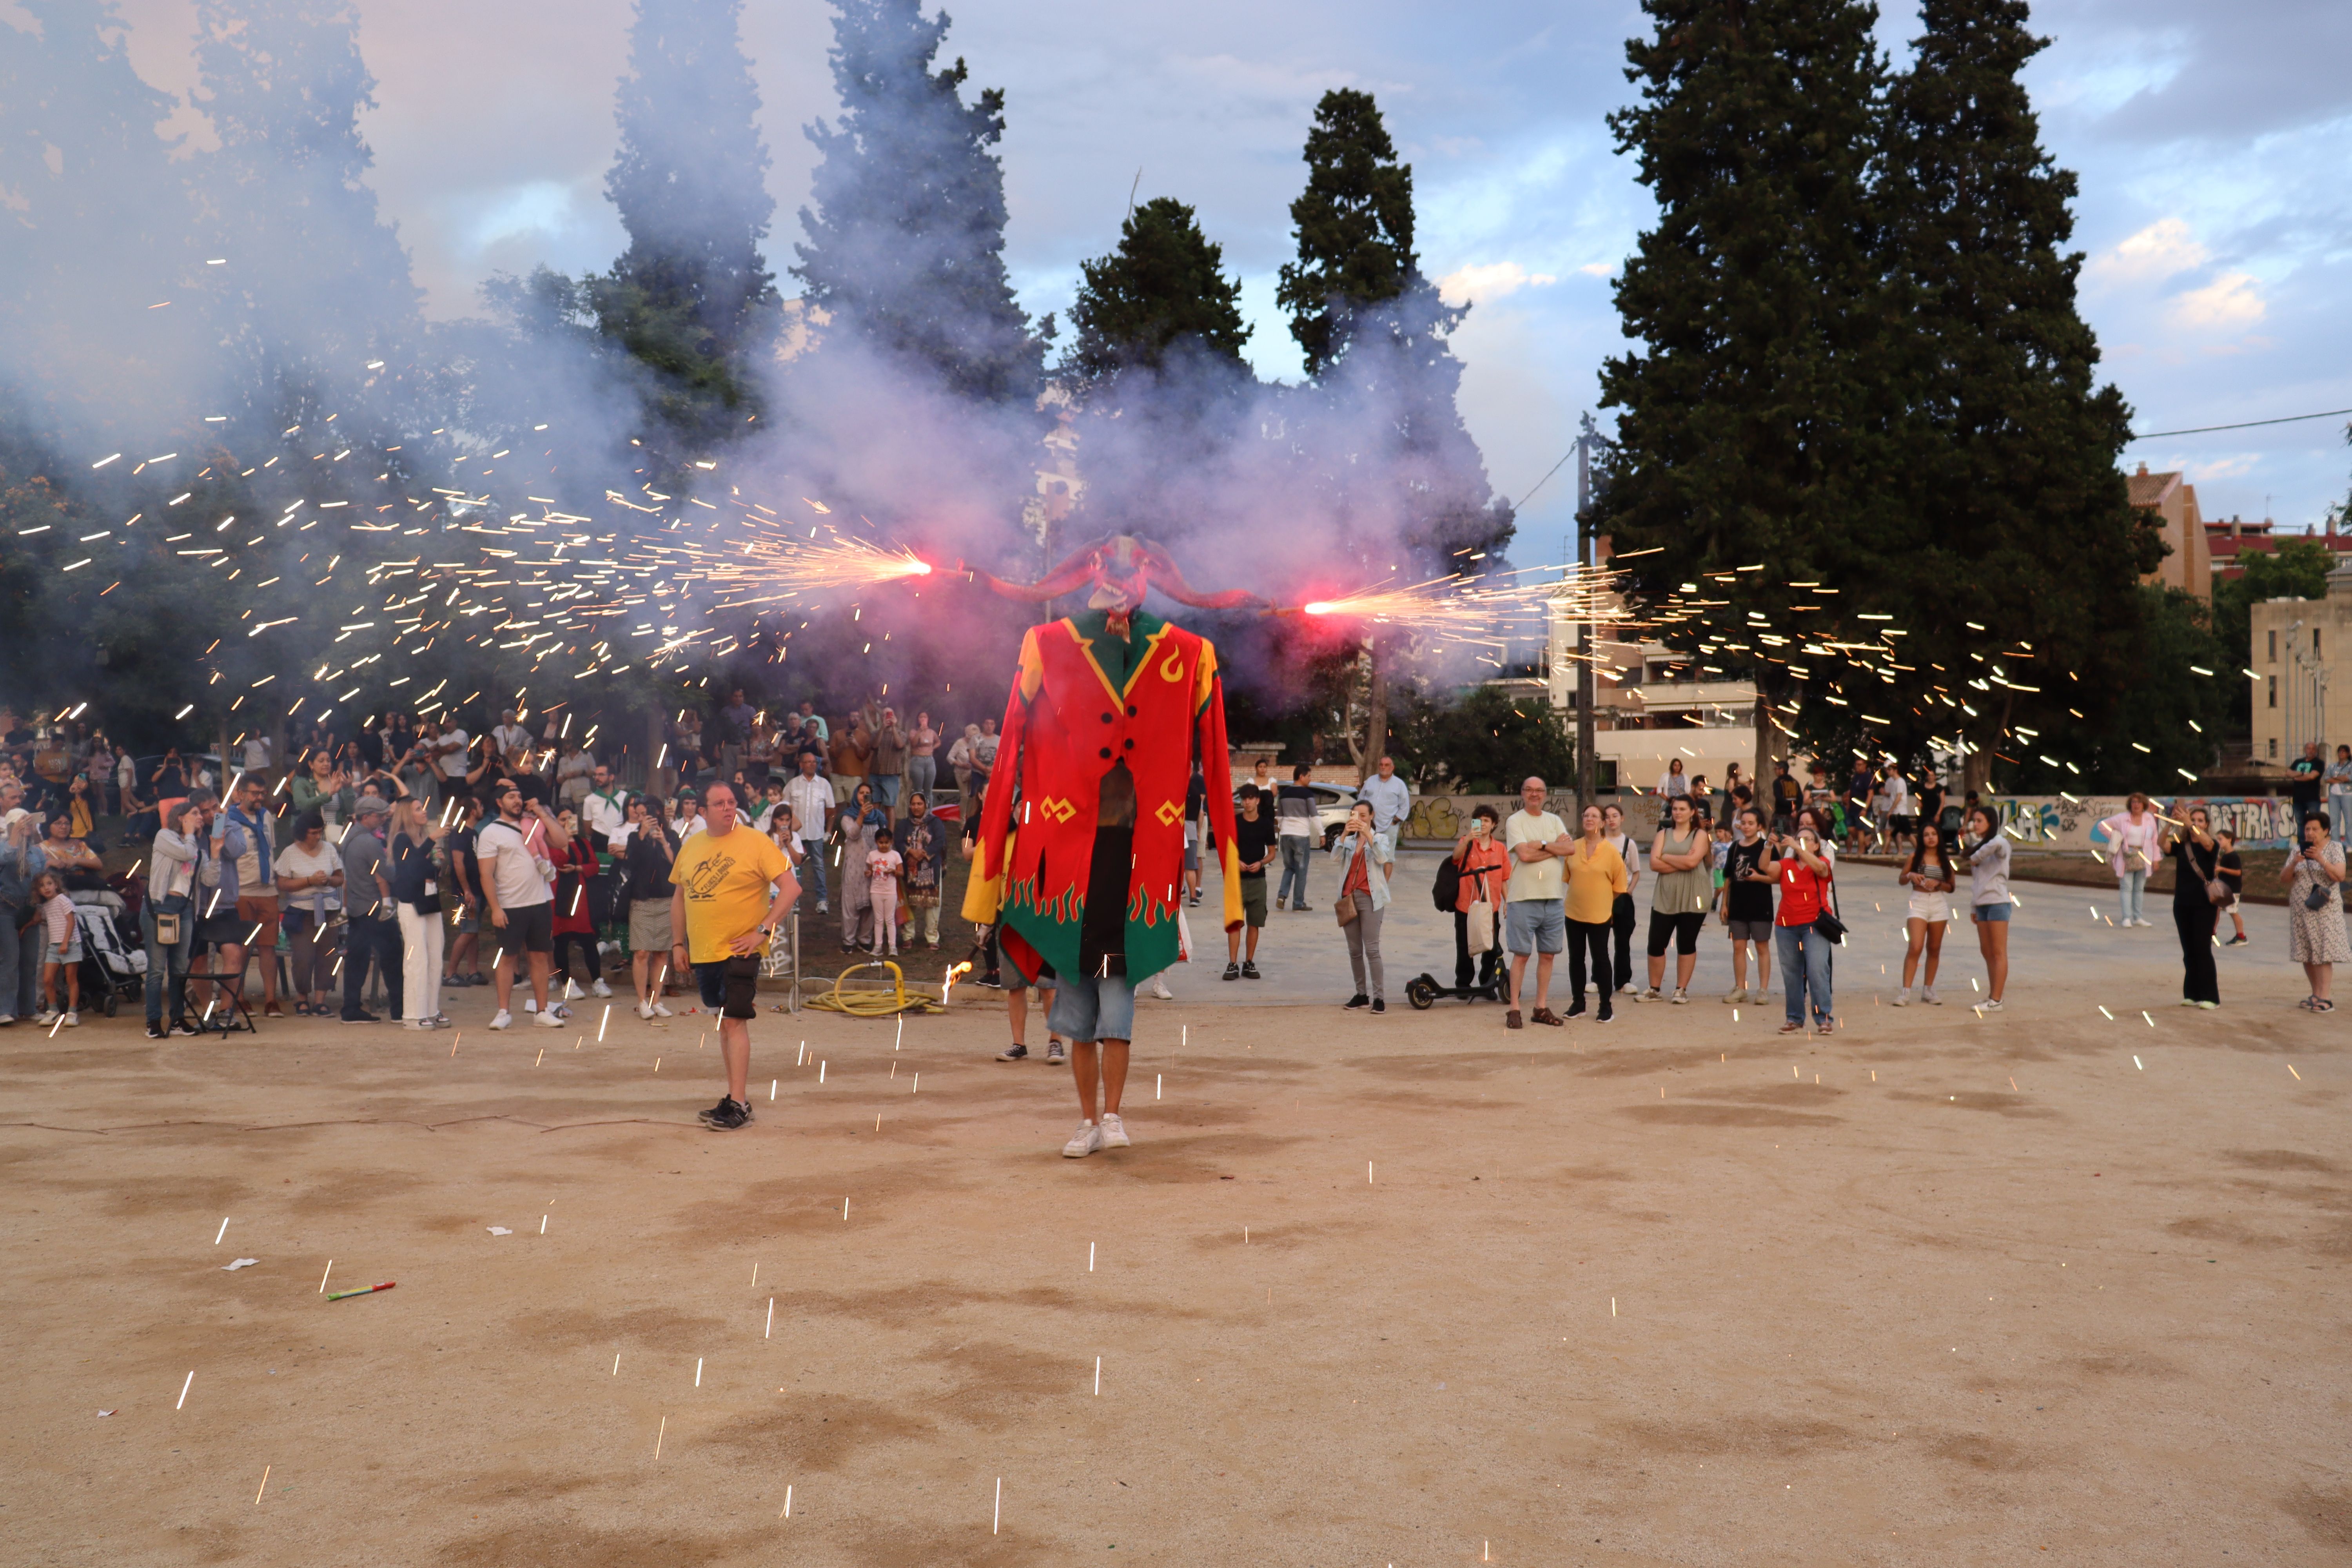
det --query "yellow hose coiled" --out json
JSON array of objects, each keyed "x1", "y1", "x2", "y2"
[{"x1": 803, "y1": 959, "x2": 943, "y2": 1016}]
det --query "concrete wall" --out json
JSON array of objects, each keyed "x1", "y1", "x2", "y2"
[{"x1": 1993, "y1": 794, "x2": 2298, "y2": 853}]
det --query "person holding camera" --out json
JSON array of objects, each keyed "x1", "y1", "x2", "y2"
[
  {"x1": 2281, "y1": 809, "x2": 2347, "y2": 1013},
  {"x1": 1772, "y1": 821, "x2": 1835, "y2": 1035}
]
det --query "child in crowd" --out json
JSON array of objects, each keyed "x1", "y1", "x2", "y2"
[
  {"x1": 866, "y1": 827, "x2": 904, "y2": 956},
  {"x1": 33, "y1": 870, "x2": 81, "y2": 1026},
  {"x1": 2216, "y1": 829, "x2": 2248, "y2": 946}
]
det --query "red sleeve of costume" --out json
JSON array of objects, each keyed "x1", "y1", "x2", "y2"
[
  {"x1": 960, "y1": 626, "x2": 1037, "y2": 934},
  {"x1": 1195, "y1": 658, "x2": 1245, "y2": 935}
]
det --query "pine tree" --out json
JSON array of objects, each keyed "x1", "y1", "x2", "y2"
[
  {"x1": 1275, "y1": 89, "x2": 1414, "y2": 377},
  {"x1": 0, "y1": 0, "x2": 203, "y2": 442},
  {"x1": 792, "y1": 0, "x2": 1042, "y2": 404},
  {"x1": 1593, "y1": 0, "x2": 1892, "y2": 789},
  {"x1": 1276, "y1": 89, "x2": 1514, "y2": 777},
  {"x1": 191, "y1": 0, "x2": 420, "y2": 388},
  {"x1": 593, "y1": 0, "x2": 778, "y2": 442},
  {"x1": 1062, "y1": 197, "x2": 1249, "y2": 387},
  {"x1": 1860, "y1": 0, "x2": 2161, "y2": 789}
]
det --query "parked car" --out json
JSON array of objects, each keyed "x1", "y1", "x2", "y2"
[{"x1": 1236, "y1": 779, "x2": 1358, "y2": 849}]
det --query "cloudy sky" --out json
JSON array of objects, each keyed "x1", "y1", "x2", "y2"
[{"x1": 95, "y1": 0, "x2": 2352, "y2": 555}]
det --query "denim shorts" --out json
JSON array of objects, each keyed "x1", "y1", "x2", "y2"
[
  {"x1": 1505, "y1": 898, "x2": 1566, "y2": 955},
  {"x1": 693, "y1": 956, "x2": 760, "y2": 1020},
  {"x1": 41, "y1": 933, "x2": 84, "y2": 966},
  {"x1": 1972, "y1": 902, "x2": 2012, "y2": 923},
  {"x1": 1047, "y1": 971, "x2": 1137, "y2": 1043}
]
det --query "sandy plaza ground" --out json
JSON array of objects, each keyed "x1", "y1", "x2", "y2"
[{"x1": 3, "y1": 850, "x2": 2348, "y2": 1565}]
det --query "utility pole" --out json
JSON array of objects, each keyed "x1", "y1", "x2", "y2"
[{"x1": 1574, "y1": 413, "x2": 1599, "y2": 817}]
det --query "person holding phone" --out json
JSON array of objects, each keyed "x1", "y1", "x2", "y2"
[
  {"x1": 1773, "y1": 822, "x2": 1835, "y2": 1034},
  {"x1": 1962, "y1": 804, "x2": 2012, "y2": 1012},
  {"x1": 477, "y1": 779, "x2": 571, "y2": 1029},
  {"x1": 2282, "y1": 810, "x2": 2348, "y2": 1012},
  {"x1": 1895, "y1": 821, "x2": 1956, "y2": 1005},
  {"x1": 1719, "y1": 806, "x2": 1775, "y2": 1004},
  {"x1": 1331, "y1": 799, "x2": 1395, "y2": 1013},
  {"x1": 1451, "y1": 804, "x2": 1509, "y2": 998}
]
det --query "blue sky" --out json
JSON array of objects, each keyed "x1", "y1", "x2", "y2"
[{"x1": 100, "y1": 0, "x2": 2352, "y2": 556}]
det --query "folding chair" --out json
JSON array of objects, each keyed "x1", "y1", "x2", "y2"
[{"x1": 178, "y1": 946, "x2": 257, "y2": 1038}]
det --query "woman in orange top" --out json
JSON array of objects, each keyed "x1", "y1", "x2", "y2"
[{"x1": 1452, "y1": 803, "x2": 1509, "y2": 998}]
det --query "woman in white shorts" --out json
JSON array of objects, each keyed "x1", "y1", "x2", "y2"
[{"x1": 1895, "y1": 820, "x2": 1956, "y2": 1004}]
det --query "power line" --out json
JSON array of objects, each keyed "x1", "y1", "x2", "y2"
[
  {"x1": 1514, "y1": 447, "x2": 1576, "y2": 511},
  {"x1": 2129, "y1": 407, "x2": 2352, "y2": 441}
]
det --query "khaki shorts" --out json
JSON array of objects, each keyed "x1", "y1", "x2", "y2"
[{"x1": 629, "y1": 898, "x2": 674, "y2": 953}]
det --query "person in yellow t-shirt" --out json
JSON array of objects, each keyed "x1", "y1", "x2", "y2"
[
  {"x1": 1561, "y1": 803, "x2": 1628, "y2": 1022},
  {"x1": 667, "y1": 782, "x2": 799, "y2": 1131}
]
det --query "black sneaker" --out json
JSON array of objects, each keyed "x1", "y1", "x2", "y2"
[
  {"x1": 1345, "y1": 993, "x2": 1370, "y2": 1010},
  {"x1": 1293, "y1": 903, "x2": 1313, "y2": 913},
  {"x1": 171, "y1": 1021, "x2": 201, "y2": 1036},
  {"x1": 1596, "y1": 1004, "x2": 1614, "y2": 1024},
  {"x1": 1241, "y1": 961, "x2": 1261, "y2": 980},
  {"x1": 341, "y1": 1010, "x2": 380, "y2": 1024},
  {"x1": 1564, "y1": 1000, "x2": 1588, "y2": 1019},
  {"x1": 1045, "y1": 1040, "x2": 1066, "y2": 1064},
  {"x1": 996, "y1": 1043, "x2": 1029, "y2": 1062},
  {"x1": 978, "y1": 971, "x2": 1004, "y2": 989},
  {"x1": 699, "y1": 1096, "x2": 751, "y2": 1130},
  {"x1": 1222, "y1": 962, "x2": 1241, "y2": 982},
  {"x1": 1371, "y1": 997, "x2": 1386, "y2": 1014},
  {"x1": 146, "y1": 1024, "x2": 167, "y2": 1040}
]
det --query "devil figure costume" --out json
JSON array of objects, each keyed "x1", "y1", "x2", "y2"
[{"x1": 962, "y1": 537, "x2": 1248, "y2": 988}]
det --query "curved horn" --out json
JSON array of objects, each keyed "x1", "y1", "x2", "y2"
[
  {"x1": 974, "y1": 544, "x2": 1103, "y2": 603},
  {"x1": 1134, "y1": 537, "x2": 1265, "y2": 610}
]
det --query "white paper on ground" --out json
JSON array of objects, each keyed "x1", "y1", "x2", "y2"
[
  {"x1": 487, "y1": 1227, "x2": 512, "y2": 1235},
  {"x1": 222, "y1": 1258, "x2": 259, "y2": 1270}
]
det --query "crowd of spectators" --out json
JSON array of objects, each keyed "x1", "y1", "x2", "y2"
[{"x1": 0, "y1": 689, "x2": 995, "y2": 1030}]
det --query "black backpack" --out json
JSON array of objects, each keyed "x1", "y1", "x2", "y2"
[{"x1": 1431, "y1": 853, "x2": 1462, "y2": 912}]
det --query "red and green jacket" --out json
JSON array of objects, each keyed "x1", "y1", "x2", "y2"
[{"x1": 961, "y1": 608, "x2": 1241, "y2": 984}]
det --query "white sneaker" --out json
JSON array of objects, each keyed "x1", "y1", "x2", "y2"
[
  {"x1": 637, "y1": 1000, "x2": 655, "y2": 1020},
  {"x1": 1098, "y1": 1112, "x2": 1131, "y2": 1149},
  {"x1": 1922, "y1": 987, "x2": 1939, "y2": 1004},
  {"x1": 34, "y1": 1010, "x2": 57, "y2": 1026},
  {"x1": 652, "y1": 1000, "x2": 674, "y2": 1018},
  {"x1": 1062, "y1": 1120, "x2": 1102, "y2": 1158},
  {"x1": 592, "y1": 978, "x2": 613, "y2": 998},
  {"x1": 1724, "y1": 987, "x2": 1747, "y2": 1005},
  {"x1": 1640, "y1": 987, "x2": 1662, "y2": 1004},
  {"x1": 533, "y1": 1008, "x2": 563, "y2": 1028},
  {"x1": 63, "y1": 1011, "x2": 78, "y2": 1027},
  {"x1": 1977, "y1": 998, "x2": 2004, "y2": 1013},
  {"x1": 404, "y1": 1018, "x2": 429, "y2": 1030},
  {"x1": 817, "y1": 900, "x2": 830, "y2": 914},
  {"x1": 1671, "y1": 987, "x2": 1688, "y2": 1005},
  {"x1": 489, "y1": 1009, "x2": 513, "y2": 1030},
  {"x1": 1893, "y1": 988, "x2": 1911, "y2": 1007},
  {"x1": 563, "y1": 979, "x2": 584, "y2": 1000}
]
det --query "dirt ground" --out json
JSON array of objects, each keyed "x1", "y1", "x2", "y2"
[{"x1": 4, "y1": 878, "x2": 2348, "y2": 1566}]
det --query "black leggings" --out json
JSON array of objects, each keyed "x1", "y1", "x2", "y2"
[
  {"x1": 1648, "y1": 909, "x2": 1707, "y2": 957},
  {"x1": 552, "y1": 931, "x2": 600, "y2": 985},
  {"x1": 1610, "y1": 894, "x2": 1636, "y2": 989},
  {"x1": 1567, "y1": 917, "x2": 1614, "y2": 1004},
  {"x1": 2174, "y1": 898, "x2": 2218, "y2": 1004}
]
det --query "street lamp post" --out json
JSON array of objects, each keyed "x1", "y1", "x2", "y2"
[{"x1": 1574, "y1": 414, "x2": 1598, "y2": 816}]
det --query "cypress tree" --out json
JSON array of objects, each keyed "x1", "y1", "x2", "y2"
[
  {"x1": 1593, "y1": 0, "x2": 1891, "y2": 788},
  {"x1": 1865, "y1": 0, "x2": 2162, "y2": 789},
  {"x1": 592, "y1": 0, "x2": 778, "y2": 443},
  {"x1": 792, "y1": 0, "x2": 1042, "y2": 404}
]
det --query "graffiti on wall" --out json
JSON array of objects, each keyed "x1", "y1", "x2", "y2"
[{"x1": 1995, "y1": 795, "x2": 2298, "y2": 853}]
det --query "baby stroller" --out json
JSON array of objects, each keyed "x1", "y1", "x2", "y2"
[{"x1": 75, "y1": 900, "x2": 146, "y2": 1018}]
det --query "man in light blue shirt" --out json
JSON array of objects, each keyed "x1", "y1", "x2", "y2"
[{"x1": 1359, "y1": 755, "x2": 1412, "y2": 842}]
